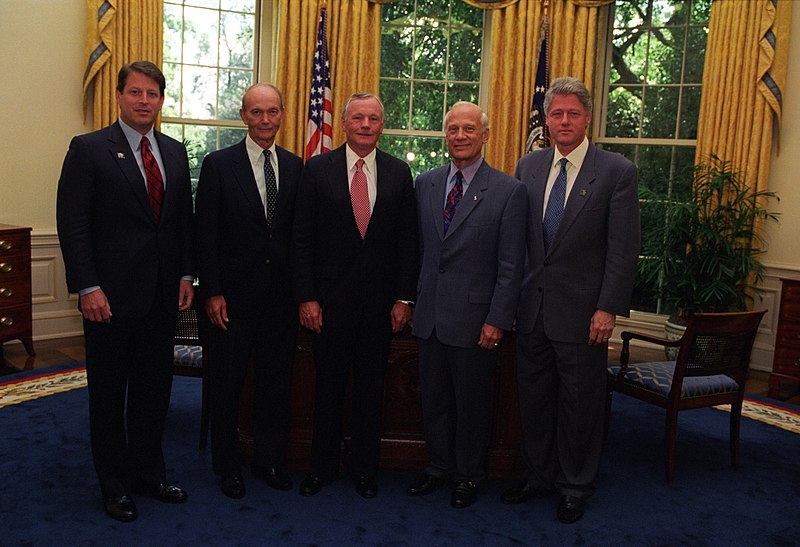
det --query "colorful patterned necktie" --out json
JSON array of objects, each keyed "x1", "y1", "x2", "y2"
[
  {"x1": 140, "y1": 136, "x2": 164, "y2": 223},
  {"x1": 543, "y1": 158, "x2": 568, "y2": 251},
  {"x1": 263, "y1": 149, "x2": 278, "y2": 227},
  {"x1": 443, "y1": 170, "x2": 464, "y2": 234},
  {"x1": 351, "y1": 158, "x2": 370, "y2": 238}
]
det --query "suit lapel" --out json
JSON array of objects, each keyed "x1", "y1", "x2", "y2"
[
  {"x1": 328, "y1": 147, "x2": 359, "y2": 236},
  {"x1": 231, "y1": 140, "x2": 268, "y2": 225},
  {"x1": 426, "y1": 165, "x2": 449, "y2": 241},
  {"x1": 108, "y1": 122, "x2": 153, "y2": 222},
  {"x1": 274, "y1": 146, "x2": 296, "y2": 222}
]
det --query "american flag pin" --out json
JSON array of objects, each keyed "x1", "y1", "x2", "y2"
[
  {"x1": 579, "y1": 189, "x2": 588, "y2": 197},
  {"x1": 117, "y1": 152, "x2": 125, "y2": 159}
]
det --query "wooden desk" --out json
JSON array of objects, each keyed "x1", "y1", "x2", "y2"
[
  {"x1": 770, "y1": 277, "x2": 800, "y2": 398},
  {"x1": 239, "y1": 329, "x2": 524, "y2": 478},
  {"x1": 0, "y1": 224, "x2": 34, "y2": 361}
]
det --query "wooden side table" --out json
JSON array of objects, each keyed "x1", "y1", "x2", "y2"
[
  {"x1": 769, "y1": 277, "x2": 800, "y2": 398},
  {"x1": 0, "y1": 223, "x2": 35, "y2": 361}
]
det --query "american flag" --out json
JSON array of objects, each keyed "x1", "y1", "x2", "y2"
[
  {"x1": 305, "y1": 6, "x2": 333, "y2": 160},
  {"x1": 525, "y1": 15, "x2": 550, "y2": 152}
]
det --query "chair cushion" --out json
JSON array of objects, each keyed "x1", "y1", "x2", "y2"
[
  {"x1": 174, "y1": 344, "x2": 203, "y2": 368},
  {"x1": 607, "y1": 361, "x2": 740, "y2": 399}
]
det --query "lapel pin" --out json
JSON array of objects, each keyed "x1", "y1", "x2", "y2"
[
  {"x1": 473, "y1": 195, "x2": 477, "y2": 201},
  {"x1": 117, "y1": 152, "x2": 125, "y2": 160},
  {"x1": 579, "y1": 189, "x2": 588, "y2": 197}
]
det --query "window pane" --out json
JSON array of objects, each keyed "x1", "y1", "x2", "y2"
[
  {"x1": 217, "y1": 69, "x2": 251, "y2": 120},
  {"x1": 448, "y1": 27, "x2": 482, "y2": 81},
  {"x1": 414, "y1": 27, "x2": 447, "y2": 80},
  {"x1": 382, "y1": 0, "x2": 414, "y2": 23},
  {"x1": 163, "y1": 62, "x2": 182, "y2": 117},
  {"x1": 186, "y1": 0, "x2": 219, "y2": 9},
  {"x1": 416, "y1": 0, "x2": 449, "y2": 21},
  {"x1": 651, "y1": 0, "x2": 688, "y2": 27},
  {"x1": 412, "y1": 82, "x2": 445, "y2": 131},
  {"x1": 642, "y1": 85, "x2": 678, "y2": 138},
  {"x1": 612, "y1": 28, "x2": 647, "y2": 84},
  {"x1": 164, "y1": 4, "x2": 183, "y2": 63},
  {"x1": 646, "y1": 27, "x2": 685, "y2": 84},
  {"x1": 220, "y1": 11, "x2": 253, "y2": 68},
  {"x1": 223, "y1": 0, "x2": 255, "y2": 13},
  {"x1": 690, "y1": 0, "x2": 712, "y2": 23},
  {"x1": 379, "y1": 135, "x2": 411, "y2": 164},
  {"x1": 451, "y1": 0, "x2": 484, "y2": 28},
  {"x1": 381, "y1": 26, "x2": 413, "y2": 78},
  {"x1": 678, "y1": 85, "x2": 701, "y2": 139},
  {"x1": 380, "y1": 79, "x2": 411, "y2": 130},
  {"x1": 408, "y1": 136, "x2": 447, "y2": 175},
  {"x1": 183, "y1": 6, "x2": 219, "y2": 66},
  {"x1": 219, "y1": 127, "x2": 247, "y2": 149},
  {"x1": 182, "y1": 65, "x2": 218, "y2": 119},
  {"x1": 614, "y1": 0, "x2": 649, "y2": 28},
  {"x1": 447, "y1": 83, "x2": 479, "y2": 107},
  {"x1": 684, "y1": 27, "x2": 707, "y2": 83},
  {"x1": 606, "y1": 86, "x2": 642, "y2": 138}
]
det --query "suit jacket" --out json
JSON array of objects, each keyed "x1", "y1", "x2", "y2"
[
  {"x1": 515, "y1": 143, "x2": 640, "y2": 343},
  {"x1": 57, "y1": 121, "x2": 193, "y2": 318},
  {"x1": 291, "y1": 145, "x2": 418, "y2": 328},
  {"x1": 412, "y1": 160, "x2": 527, "y2": 348},
  {"x1": 195, "y1": 140, "x2": 303, "y2": 317}
]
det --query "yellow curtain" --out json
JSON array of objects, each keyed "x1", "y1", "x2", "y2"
[
  {"x1": 275, "y1": 1, "x2": 381, "y2": 157},
  {"x1": 83, "y1": 0, "x2": 163, "y2": 130},
  {"x1": 485, "y1": 0, "x2": 608, "y2": 174},
  {"x1": 695, "y1": 0, "x2": 792, "y2": 193}
]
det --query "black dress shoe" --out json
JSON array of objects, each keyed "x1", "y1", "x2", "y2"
[
  {"x1": 252, "y1": 466, "x2": 293, "y2": 491},
  {"x1": 103, "y1": 495, "x2": 137, "y2": 522},
  {"x1": 451, "y1": 480, "x2": 477, "y2": 509},
  {"x1": 299, "y1": 473, "x2": 323, "y2": 497},
  {"x1": 557, "y1": 495, "x2": 585, "y2": 524},
  {"x1": 355, "y1": 475, "x2": 378, "y2": 499},
  {"x1": 132, "y1": 481, "x2": 188, "y2": 503},
  {"x1": 501, "y1": 481, "x2": 554, "y2": 504},
  {"x1": 407, "y1": 473, "x2": 447, "y2": 496},
  {"x1": 220, "y1": 474, "x2": 246, "y2": 499}
]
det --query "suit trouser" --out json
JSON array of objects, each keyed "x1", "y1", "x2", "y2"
[
  {"x1": 83, "y1": 306, "x2": 174, "y2": 498},
  {"x1": 417, "y1": 330, "x2": 496, "y2": 483},
  {"x1": 309, "y1": 316, "x2": 391, "y2": 480},
  {"x1": 206, "y1": 304, "x2": 297, "y2": 477},
  {"x1": 515, "y1": 314, "x2": 608, "y2": 499}
]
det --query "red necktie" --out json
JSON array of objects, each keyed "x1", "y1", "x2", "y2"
[
  {"x1": 351, "y1": 158, "x2": 370, "y2": 238},
  {"x1": 141, "y1": 136, "x2": 164, "y2": 223}
]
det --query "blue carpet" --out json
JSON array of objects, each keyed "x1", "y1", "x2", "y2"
[{"x1": 1, "y1": 370, "x2": 799, "y2": 546}]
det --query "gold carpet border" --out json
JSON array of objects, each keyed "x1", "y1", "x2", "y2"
[
  {"x1": 0, "y1": 367, "x2": 87, "y2": 408},
  {"x1": 1, "y1": 368, "x2": 798, "y2": 435}
]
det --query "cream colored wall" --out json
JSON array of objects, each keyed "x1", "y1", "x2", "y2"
[
  {"x1": 1, "y1": 0, "x2": 91, "y2": 340},
  {"x1": 1, "y1": 2, "x2": 800, "y2": 367}
]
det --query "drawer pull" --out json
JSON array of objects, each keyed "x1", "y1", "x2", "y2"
[
  {"x1": 0, "y1": 287, "x2": 11, "y2": 297},
  {"x1": 795, "y1": 358, "x2": 800, "y2": 368},
  {"x1": 0, "y1": 317, "x2": 13, "y2": 327},
  {"x1": 0, "y1": 240, "x2": 10, "y2": 251},
  {"x1": 0, "y1": 263, "x2": 11, "y2": 273}
]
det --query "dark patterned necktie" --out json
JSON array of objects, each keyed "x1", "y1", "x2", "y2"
[
  {"x1": 543, "y1": 158, "x2": 568, "y2": 251},
  {"x1": 140, "y1": 136, "x2": 164, "y2": 223},
  {"x1": 263, "y1": 149, "x2": 278, "y2": 227},
  {"x1": 443, "y1": 170, "x2": 464, "y2": 234}
]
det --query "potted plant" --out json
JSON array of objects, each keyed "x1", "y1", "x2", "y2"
[{"x1": 637, "y1": 154, "x2": 780, "y2": 355}]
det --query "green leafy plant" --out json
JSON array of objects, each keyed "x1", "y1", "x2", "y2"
[{"x1": 638, "y1": 154, "x2": 779, "y2": 323}]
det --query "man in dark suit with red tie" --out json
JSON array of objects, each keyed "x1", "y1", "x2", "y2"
[
  {"x1": 57, "y1": 61, "x2": 194, "y2": 522},
  {"x1": 195, "y1": 83, "x2": 303, "y2": 500},
  {"x1": 292, "y1": 92, "x2": 418, "y2": 499}
]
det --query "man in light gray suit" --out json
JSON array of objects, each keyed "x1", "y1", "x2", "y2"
[
  {"x1": 503, "y1": 77, "x2": 640, "y2": 524},
  {"x1": 408, "y1": 102, "x2": 527, "y2": 509}
]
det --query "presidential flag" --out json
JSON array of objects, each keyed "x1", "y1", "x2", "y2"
[
  {"x1": 305, "y1": 6, "x2": 333, "y2": 160},
  {"x1": 525, "y1": 15, "x2": 550, "y2": 152}
]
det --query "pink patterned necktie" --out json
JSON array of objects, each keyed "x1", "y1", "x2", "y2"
[
  {"x1": 443, "y1": 170, "x2": 464, "y2": 234},
  {"x1": 351, "y1": 158, "x2": 370, "y2": 238},
  {"x1": 141, "y1": 136, "x2": 164, "y2": 223}
]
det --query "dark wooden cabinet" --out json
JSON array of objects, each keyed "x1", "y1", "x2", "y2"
[
  {"x1": 240, "y1": 329, "x2": 524, "y2": 478},
  {"x1": 769, "y1": 277, "x2": 800, "y2": 398},
  {"x1": 0, "y1": 224, "x2": 35, "y2": 359}
]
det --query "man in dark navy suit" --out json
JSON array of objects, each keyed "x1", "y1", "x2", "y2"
[
  {"x1": 195, "y1": 83, "x2": 303, "y2": 500},
  {"x1": 292, "y1": 92, "x2": 418, "y2": 499},
  {"x1": 57, "y1": 61, "x2": 194, "y2": 522}
]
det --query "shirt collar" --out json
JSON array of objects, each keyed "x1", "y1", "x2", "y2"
[
  {"x1": 552, "y1": 136, "x2": 589, "y2": 171},
  {"x1": 118, "y1": 118, "x2": 156, "y2": 152},
  {"x1": 449, "y1": 157, "x2": 483, "y2": 185},
  {"x1": 345, "y1": 144, "x2": 377, "y2": 174},
  {"x1": 245, "y1": 134, "x2": 276, "y2": 165}
]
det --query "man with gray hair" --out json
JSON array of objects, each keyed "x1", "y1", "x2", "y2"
[
  {"x1": 196, "y1": 82, "x2": 303, "y2": 499},
  {"x1": 408, "y1": 101, "x2": 526, "y2": 509},
  {"x1": 505, "y1": 77, "x2": 640, "y2": 523},
  {"x1": 292, "y1": 92, "x2": 419, "y2": 499}
]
